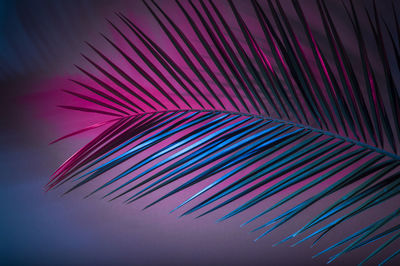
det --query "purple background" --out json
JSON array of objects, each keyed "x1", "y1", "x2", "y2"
[{"x1": 1, "y1": 0, "x2": 399, "y2": 265}]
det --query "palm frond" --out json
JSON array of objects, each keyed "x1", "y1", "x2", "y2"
[{"x1": 48, "y1": 0, "x2": 400, "y2": 264}]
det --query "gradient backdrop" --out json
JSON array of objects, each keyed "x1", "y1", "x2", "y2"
[{"x1": 1, "y1": 0, "x2": 399, "y2": 265}]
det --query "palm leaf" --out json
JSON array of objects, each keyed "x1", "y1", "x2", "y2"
[{"x1": 48, "y1": 0, "x2": 400, "y2": 264}]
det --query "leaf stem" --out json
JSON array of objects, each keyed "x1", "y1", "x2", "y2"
[{"x1": 115, "y1": 109, "x2": 400, "y2": 161}]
